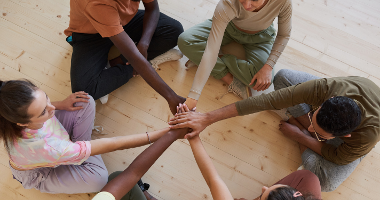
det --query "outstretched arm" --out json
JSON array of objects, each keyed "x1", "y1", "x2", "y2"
[
  {"x1": 109, "y1": 28, "x2": 184, "y2": 115},
  {"x1": 90, "y1": 127, "x2": 170, "y2": 156},
  {"x1": 188, "y1": 136, "x2": 233, "y2": 200},
  {"x1": 169, "y1": 103, "x2": 239, "y2": 138},
  {"x1": 99, "y1": 128, "x2": 188, "y2": 200}
]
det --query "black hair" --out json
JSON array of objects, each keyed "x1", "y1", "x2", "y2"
[
  {"x1": 0, "y1": 79, "x2": 38, "y2": 152},
  {"x1": 316, "y1": 96, "x2": 361, "y2": 137},
  {"x1": 267, "y1": 186, "x2": 319, "y2": 200}
]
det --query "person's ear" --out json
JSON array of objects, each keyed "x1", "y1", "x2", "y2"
[
  {"x1": 17, "y1": 123, "x2": 29, "y2": 127},
  {"x1": 343, "y1": 134, "x2": 351, "y2": 138}
]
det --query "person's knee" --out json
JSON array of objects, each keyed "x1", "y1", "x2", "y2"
[
  {"x1": 273, "y1": 69, "x2": 293, "y2": 90},
  {"x1": 86, "y1": 169, "x2": 109, "y2": 192},
  {"x1": 177, "y1": 31, "x2": 191, "y2": 53},
  {"x1": 170, "y1": 19, "x2": 184, "y2": 38},
  {"x1": 74, "y1": 95, "x2": 95, "y2": 112}
]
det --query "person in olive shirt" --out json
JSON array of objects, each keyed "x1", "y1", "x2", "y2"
[{"x1": 169, "y1": 69, "x2": 380, "y2": 192}]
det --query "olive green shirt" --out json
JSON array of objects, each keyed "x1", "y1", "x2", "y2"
[{"x1": 235, "y1": 77, "x2": 380, "y2": 165}]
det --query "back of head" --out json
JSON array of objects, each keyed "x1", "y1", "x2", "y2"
[
  {"x1": 267, "y1": 186, "x2": 317, "y2": 200},
  {"x1": 316, "y1": 96, "x2": 362, "y2": 137},
  {"x1": 0, "y1": 79, "x2": 38, "y2": 152}
]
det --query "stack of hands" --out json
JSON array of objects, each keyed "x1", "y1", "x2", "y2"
[{"x1": 169, "y1": 103, "x2": 209, "y2": 139}]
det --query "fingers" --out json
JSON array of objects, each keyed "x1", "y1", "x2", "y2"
[
  {"x1": 168, "y1": 118, "x2": 188, "y2": 125},
  {"x1": 169, "y1": 123, "x2": 187, "y2": 129},
  {"x1": 70, "y1": 106, "x2": 84, "y2": 111},
  {"x1": 183, "y1": 104, "x2": 190, "y2": 112},
  {"x1": 184, "y1": 131, "x2": 199, "y2": 139}
]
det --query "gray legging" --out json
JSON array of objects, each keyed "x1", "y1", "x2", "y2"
[{"x1": 273, "y1": 69, "x2": 366, "y2": 192}]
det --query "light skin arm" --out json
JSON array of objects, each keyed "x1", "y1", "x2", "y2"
[
  {"x1": 52, "y1": 91, "x2": 90, "y2": 111},
  {"x1": 189, "y1": 136, "x2": 233, "y2": 200},
  {"x1": 90, "y1": 127, "x2": 170, "y2": 156},
  {"x1": 100, "y1": 128, "x2": 188, "y2": 200},
  {"x1": 169, "y1": 103, "x2": 239, "y2": 138}
]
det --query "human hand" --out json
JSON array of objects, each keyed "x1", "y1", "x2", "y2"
[
  {"x1": 250, "y1": 64, "x2": 272, "y2": 91},
  {"x1": 279, "y1": 120, "x2": 304, "y2": 142},
  {"x1": 169, "y1": 108, "x2": 209, "y2": 139},
  {"x1": 168, "y1": 95, "x2": 186, "y2": 115},
  {"x1": 184, "y1": 98, "x2": 198, "y2": 111},
  {"x1": 56, "y1": 91, "x2": 90, "y2": 111}
]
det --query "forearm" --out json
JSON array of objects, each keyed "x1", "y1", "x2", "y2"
[
  {"x1": 101, "y1": 128, "x2": 187, "y2": 200},
  {"x1": 189, "y1": 136, "x2": 220, "y2": 186},
  {"x1": 206, "y1": 103, "x2": 239, "y2": 126},
  {"x1": 139, "y1": 0, "x2": 160, "y2": 47},
  {"x1": 109, "y1": 33, "x2": 177, "y2": 101},
  {"x1": 90, "y1": 127, "x2": 170, "y2": 156},
  {"x1": 296, "y1": 134, "x2": 323, "y2": 156},
  {"x1": 189, "y1": 136, "x2": 233, "y2": 200}
]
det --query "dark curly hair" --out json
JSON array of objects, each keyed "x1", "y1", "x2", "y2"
[
  {"x1": 267, "y1": 186, "x2": 319, "y2": 200},
  {"x1": 316, "y1": 96, "x2": 361, "y2": 137}
]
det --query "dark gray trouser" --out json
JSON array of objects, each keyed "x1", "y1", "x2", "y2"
[
  {"x1": 273, "y1": 69, "x2": 366, "y2": 192},
  {"x1": 69, "y1": 10, "x2": 184, "y2": 100}
]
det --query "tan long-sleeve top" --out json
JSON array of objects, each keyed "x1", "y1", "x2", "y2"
[
  {"x1": 188, "y1": 0, "x2": 292, "y2": 100},
  {"x1": 235, "y1": 77, "x2": 380, "y2": 165}
]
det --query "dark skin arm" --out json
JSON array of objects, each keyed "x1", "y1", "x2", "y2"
[
  {"x1": 109, "y1": 1, "x2": 184, "y2": 115},
  {"x1": 100, "y1": 128, "x2": 188, "y2": 200},
  {"x1": 136, "y1": 0, "x2": 160, "y2": 59}
]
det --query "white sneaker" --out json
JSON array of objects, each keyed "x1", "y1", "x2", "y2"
[
  {"x1": 270, "y1": 108, "x2": 290, "y2": 121},
  {"x1": 99, "y1": 94, "x2": 109, "y2": 104},
  {"x1": 297, "y1": 165, "x2": 305, "y2": 171},
  {"x1": 150, "y1": 49, "x2": 183, "y2": 70}
]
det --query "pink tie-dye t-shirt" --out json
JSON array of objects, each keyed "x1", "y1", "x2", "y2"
[{"x1": 9, "y1": 116, "x2": 91, "y2": 170}]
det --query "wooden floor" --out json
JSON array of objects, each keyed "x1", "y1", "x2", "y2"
[{"x1": 1, "y1": 0, "x2": 380, "y2": 199}]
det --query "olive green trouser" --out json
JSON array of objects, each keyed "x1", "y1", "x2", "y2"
[
  {"x1": 178, "y1": 19, "x2": 276, "y2": 86},
  {"x1": 108, "y1": 171, "x2": 147, "y2": 200}
]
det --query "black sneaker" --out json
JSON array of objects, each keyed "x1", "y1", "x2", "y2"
[{"x1": 137, "y1": 179, "x2": 150, "y2": 192}]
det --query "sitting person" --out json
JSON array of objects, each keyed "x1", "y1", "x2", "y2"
[
  {"x1": 178, "y1": 0, "x2": 292, "y2": 107},
  {"x1": 65, "y1": 0, "x2": 184, "y2": 113},
  {"x1": 0, "y1": 79, "x2": 180, "y2": 194},
  {"x1": 169, "y1": 69, "x2": 380, "y2": 192}
]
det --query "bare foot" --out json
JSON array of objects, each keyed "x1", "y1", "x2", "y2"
[{"x1": 143, "y1": 191, "x2": 158, "y2": 200}]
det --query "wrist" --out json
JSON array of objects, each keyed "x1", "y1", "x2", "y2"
[
  {"x1": 263, "y1": 64, "x2": 273, "y2": 70},
  {"x1": 137, "y1": 41, "x2": 149, "y2": 49},
  {"x1": 205, "y1": 112, "x2": 215, "y2": 126}
]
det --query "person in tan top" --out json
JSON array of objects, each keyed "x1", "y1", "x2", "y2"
[
  {"x1": 169, "y1": 69, "x2": 380, "y2": 192},
  {"x1": 178, "y1": 0, "x2": 292, "y2": 107},
  {"x1": 65, "y1": 0, "x2": 185, "y2": 114}
]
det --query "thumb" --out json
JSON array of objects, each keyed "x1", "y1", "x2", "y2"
[{"x1": 184, "y1": 131, "x2": 198, "y2": 139}]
